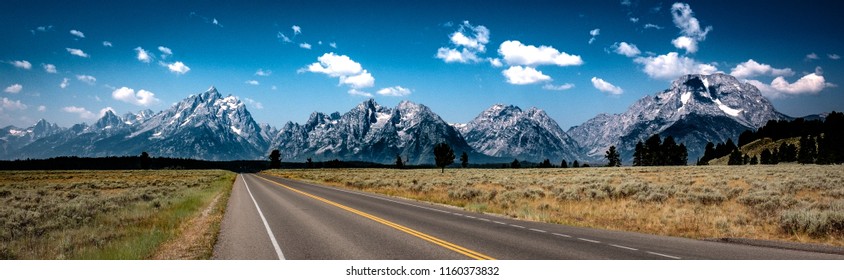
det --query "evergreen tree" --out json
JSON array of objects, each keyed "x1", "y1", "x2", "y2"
[
  {"x1": 644, "y1": 134, "x2": 662, "y2": 166},
  {"x1": 269, "y1": 149, "x2": 281, "y2": 169},
  {"x1": 728, "y1": 149, "x2": 743, "y2": 165},
  {"x1": 306, "y1": 157, "x2": 314, "y2": 168},
  {"x1": 572, "y1": 160, "x2": 580, "y2": 168},
  {"x1": 677, "y1": 144, "x2": 688, "y2": 165},
  {"x1": 700, "y1": 141, "x2": 716, "y2": 164},
  {"x1": 750, "y1": 155, "x2": 758, "y2": 165},
  {"x1": 633, "y1": 141, "x2": 644, "y2": 166},
  {"x1": 510, "y1": 159, "x2": 521, "y2": 168},
  {"x1": 539, "y1": 159, "x2": 553, "y2": 168},
  {"x1": 433, "y1": 142, "x2": 455, "y2": 173},
  {"x1": 140, "y1": 152, "x2": 151, "y2": 169},
  {"x1": 395, "y1": 154, "x2": 404, "y2": 169},
  {"x1": 798, "y1": 135, "x2": 817, "y2": 164},
  {"x1": 771, "y1": 148, "x2": 780, "y2": 164},
  {"x1": 605, "y1": 145, "x2": 621, "y2": 167},
  {"x1": 760, "y1": 149, "x2": 772, "y2": 165},
  {"x1": 743, "y1": 154, "x2": 750, "y2": 165},
  {"x1": 460, "y1": 152, "x2": 469, "y2": 168},
  {"x1": 560, "y1": 160, "x2": 568, "y2": 168}
]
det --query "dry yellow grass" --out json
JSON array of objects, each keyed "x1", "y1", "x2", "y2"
[
  {"x1": 263, "y1": 165, "x2": 844, "y2": 247},
  {"x1": 0, "y1": 170, "x2": 235, "y2": 259}
]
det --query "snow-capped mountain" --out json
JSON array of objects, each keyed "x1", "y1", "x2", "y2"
[
  {"x1": 0, "y1": 119, "x2": 64, "y2": 157},
  {"x1": 269, "y1": 99, "x2": 478, "y2": 165},
  {"x1": 456, "y1": 104, "x2": 581, "y2": 162},
  {"x1": 568, "y1": 73, "x2": 787, "y2": 163}
]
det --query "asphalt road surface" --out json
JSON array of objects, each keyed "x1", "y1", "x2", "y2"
[{"x1": 212, "y1": 173, "x2": 844, "y2": 260}]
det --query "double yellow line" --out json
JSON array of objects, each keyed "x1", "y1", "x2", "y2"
[{"x1": 254, "y1": 175, "x2": 495, "y2": 260}]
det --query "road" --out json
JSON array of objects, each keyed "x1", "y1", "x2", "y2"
[{"x1": 212, "y1": 173, "x2": 844, "y2": 260}]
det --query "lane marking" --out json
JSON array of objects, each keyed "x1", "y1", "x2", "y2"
[
  {"x1": 552, "y1": 233, "x2": 572, "y2": 238},
  {"x1": 609, "y1": 244, "x2": 639, "y2": 251},
  {"x1": 578, "y1": 238, "x2": 601, "y2": 244},
  {"x1": 241, "y1": 174, "x2": 285, "y2": 260},
  {"x1": 254, "y1": 175, "x2": 495, "y2": 260},
  {"x1": 510, "y1": 224, "x2": 526, "y2": 229},
  {"x1": 529, "y1": 228, "x2": 547, "y2": 233},
  {"x1": 494, "y1": 221, "x2": 507, "y2": 225},
  {"x1": 647, "y1": 251, "x2": 681, "y2": 260},
  {"x1": 478, "y1": 218, "x2": 490, "y2": 222}
]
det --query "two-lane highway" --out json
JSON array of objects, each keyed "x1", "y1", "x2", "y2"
[{"x1": 212, "y1": 173, "x2": 844, "y2": 260}]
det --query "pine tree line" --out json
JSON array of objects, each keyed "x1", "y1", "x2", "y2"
[{"x1": 633, "y1": 134, "x2": 688, "y2": 166}]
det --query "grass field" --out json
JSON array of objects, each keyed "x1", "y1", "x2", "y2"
[
  {"x1": 264, "y1": 165, "x2": 844, "y2": 247},
  {"x1": 0, "y1": 170, "x2": 235, "y2": 259}
]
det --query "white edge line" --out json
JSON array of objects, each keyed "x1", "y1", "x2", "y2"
[
  {"x1": 647, "y1": 251, "x2": 681, "y2": 260},
  {"x1": 609, "y1": 244, "x2": 639, "y2": 251},
  {"x1": 552, "y1": 233, "x2": 571, "y2": 238},
  {"x1": 242, "y1": 174, "x2": 285, "y2": 260},
  {"x1": 510, "y1": 224, "x2": 526, "y2": 229},
  {"x1": 529, "y1": 228, "x2": 547, "y2": 233},
  {"x1": 578, "y1": 238, "x2": 601, "y2": 243}
]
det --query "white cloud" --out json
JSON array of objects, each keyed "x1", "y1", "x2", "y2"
[
  {"x1": 158, "y1": 46, "x2": 172, "y2": 58},
  {"x1": 747, "y1": 73, "x2": 834, "y2": 99},
  {"x1": 4, "y1": 84, "x2": 22, "y2": 94},
  {"x1": 644, "y1": 23, "x2": 664, "y2": 30},
  {"x1": 829, "y1": 54, "x2": 841, "y2": 60},
  {"x1": 588, "y1": 28, "x2": 600, "y2": 44},
  {"x1": 330, "y1": 42, "x2": 337, "y2": 48},
  {"x1": 62, "y1": 106, "x2": 96, "y2": 119},
  {"x1": 166, "y1": 61, "x2": 190, "y2": 74},
  {"x1": 591, "y1": 77, "x2": 623, "y2": 94},
  {"x1": 255, "y1": 69, "x2": 271, "y2": 76},
  {"x1": 112, "y1": 87, "x2": 160, "y2": 106},
  {"x1": 377, "y1": 86, "x2": 412, "y2": 97},
  {"x1": 502, "y1": 66, "x2": 551, "y2": 85},
  {"x1": 60, "y1": 78, "x2": 70, "y2": 89},
  {"x1": 76, "y1": 75, "x2": 97, "y2": 85},
  {"x1": 38, "y1": 105, "x2": 46, "y2": 112},
  {"x1": 135, "y1": 47, "x2": 151, "y2": 63},
  {"x1": 42, "y1": 63, "x2": 57, "y2": 73},
  {"x1": 212, "y1": 18, "x2": 221, "y2": 27},
  {"x1": 340, "y1": 70, "x2": 375, "y2": 89},
  {"x1": 69, "y1": 29, "x2": 85, "y2": 38},
  {"x1": 11, "y1": 60, "x2": 32, "y2": 70},
  {"x1": 292, "y1": 25, "x2": 301, "y2": 35},
  {"x1": 66, "y1": 48, "x2": 89, "y2": 58},
  {"x1": 543, "y1": 83, "x2": 575, "y2": 91},
  {"x1": 243, "y1": 98, "x2": 263, "y2": 109},
  {"x1": 498, "y1": 40, "x2": 583, "y2": 67},
  {"x1": 670, "y1": 3, "x2": 712, "y2": 53},
  {"x1": 805, "y1": 53, "x2": 819, "y2": 60},
  {"x1": 630, "y1": 17, "x2": 639, "y2": 23},
  {"x1": 278, "y1": 32, "x2": 292, "y2": 43},
  {"x1": 436, "y1": 21, "x2": 490, "y2": 64},
  {"x1": 488, "y1": 58, "x2": 503, "y2": 67},
  {"x1": 1, "y1": 98, "x2": 27, "y2": 111},
  {"x1": 612, "y1": 42, "x2": 641, "y2": 57},
  {"x1": 634, "y1": 52, "x2": 717, "y2": 80},
  {"x1": 730, "y1": 59, "x2": 794, "y2": 79},
  {"x1": 299, "y1": 42, "x2": 312, "y2": 49},
  {"x1": 621, "y1": 0, "x2": 631, "y2": 6},
  {"x1": 246, "y1": 80, "x2": 259, "y2": 85},
  {"x1": 103, "y1": 41, "x2": 113, "y2": 47},
  {"x1": 347, "y1": 89, "x2": 372, "y2": 97},
  {"x1": 304, "y1": 53, "x2": 364, "y2": 77}
]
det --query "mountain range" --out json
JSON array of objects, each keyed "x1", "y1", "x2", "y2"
[{"x1": 0, "y1": 74, "x2": 796, "y2": 164}]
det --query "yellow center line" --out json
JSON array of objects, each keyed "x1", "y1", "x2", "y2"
[{"x1": 253, "y1": 175, "x2": 496, "y2": 260}]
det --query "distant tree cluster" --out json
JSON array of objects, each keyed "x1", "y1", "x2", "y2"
[
  {"x1": 633, "y1": 134, "x2": 688, "y2": 166},
  {"x1": 698, "y1": 139, "x2": 738, "y2": 165},
  {"x1": 604, "y1": 146, "x2": 621, "y2": 167}
]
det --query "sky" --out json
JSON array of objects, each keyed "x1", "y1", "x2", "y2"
[{"x1": 1, "y1": 0, "x2": 843, "y2": 130}]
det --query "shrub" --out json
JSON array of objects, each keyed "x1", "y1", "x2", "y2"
[
  {"x1": 780, "y1": 209, "x2": 844, "y2": 237},
  {"x1": 448, "y1": 187, "x2": 483, "y2": 200}
]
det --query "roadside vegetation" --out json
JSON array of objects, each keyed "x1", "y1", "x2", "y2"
[
  {"x1": 264, "y1": 165, "x2": 844, "y2": 247},
  {"x1": 0, "y1": 170, "x2": 235, "y2": 259}
]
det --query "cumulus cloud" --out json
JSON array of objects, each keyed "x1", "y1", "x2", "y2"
[
  {"x1": 588, "y1": 28, "x2": 600, "y2": 44},
  {"x1": 42, "y1": 63, "x2": 57, "y2": 73},
  {"x1": 303, "y1": 53, "x2": 376, "y2": 92},
  {"x1": 38, "y1": 105, "x2": 46, "y2": 112},
  {"x1": 829, "y1": 54, "x2": 841, "y2": 60},
  {"x1": 347, "y1": 89, "x2": 372, "y2": 97},
  {"x1": 246, "y1": 80, "x2": 259, "y2": 85},
  {"x1": 299, "y1": 42, "x2": 312, "y2": 49},
  {"x1": 630, "y1": 17, "x2": 639, "y2": 23},
  {"x1": 4, "y1": 84, "x2": 22, "y2": 94},
  {"x1": 436, "y1": 21, "x2": 490, "y2": 64},
  {"x1": 62, "y1": 106, "x2": 97, "y2": 119},
  {"x1": 292, "y1": 25, "x2": 302, "y2": 35},
  {"x1": 60, "y1": 78, "x2": 70, "y2": 89},
  {"x1": 644, "y1": 23, "x2": 664, "y2": 30},
  {"x1": 112, "y1": 87, "x2": 160, "y2": 106},
  {"x1": 634, "y1": 52, "x2": 717, "y2": 80},
  {"x1": 612, "y1": 42, "x2": 641, "y2": 57},
  {"x1": 542, "y1": 83, "x2": 575, "y2": 91},
  {"x1": 243, "y1": 98, "x2": 264, "y2": 109},
  {"x1": 135, "y1": 47, "x2": 151, "y2": 63},
  {"x1": 805, "y1": 53, "x2": 819, "y2": 60},
  {"x1": 66, "y1": 48, "x2": 89, "y2": 58},
  {"x1": 1, "y1": 98, "x2": 27, "y2": 111},
  {"x1": 329, "y1": 42, "x2": 337, "y2": 48},
  {"x1": 377, "y1": 86, "x2": 412, "y2": 97},
  {"x1": 339, "y1": 71, "x2": 375, "y2": 89},
  {"x1": 69, "y1": 29, "x2": 85, "y2": 38},
  {"x1": 11, "y1": 60, "x2": 32, "y2": 70},
  {"x1": 502, "y1": 66, "x2": 551, "y2": 85},
  {"x1": 488, "y1": 58, "x2": 503, "y2": 67},
  {"x1": 103, "y1": 41, "x2": 113, "y2": 47},
  {"x1": 278, "y1": 32, "x2": 293, "y2": 43},
  {"x1": 746, "y1": 73, "x2": 835, "y2": 99},
  {"x1": 158, "y1": 46, "x2": 172, "y2": 58},
  {"x1": 498, "y1": 40, "x2": 583, "y2": 67},
  {"x1": 670, "y1": 3, "x2": 712, "y2": 53},
  {"x1": 255, "y1": 69, "x2": 271, "y2": 76},
  {"x1": 730, "y1": 59, "x2": 794, "y2": 79},
  {"x1": 591, "y1": 77, "x2": 623, "y2": 94},
  {"x1": 76, "y1": 75, "x2": 97, "y2": 85},
  {"x1": 166, "y1": 61, "x2": 190, "y2": 74}
]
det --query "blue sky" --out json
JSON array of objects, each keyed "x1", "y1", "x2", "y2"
[{"x1": 2, "y1": 0, "x2": 842, "y2": 129}]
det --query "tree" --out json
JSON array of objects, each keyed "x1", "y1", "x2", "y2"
[
  {"x1": 140, "y1": 152, "x2": 151, "y2": 169},
  {"x1": 644, "y1": 135, "x2": 662, "y2": 166},
  {"x1": 460, "y1": 152, "x2": 469, "y2": 168},
  {"x1": 760, "y1": 149, "x2": 772, "y2": 165},
  {"x1": 510, "y1": 159, "x2": 521, "y2": 169},
  {"x1": 728, "y1": 149, "x2": 743, "y2": 165},
  {"x1": 677, "y1": 144, "x2": 688, "y2": 165},
  {"x1": 433, "y1": 142, "x2": 455, "y2": 173},
  {"x1": 750, "y1": 155, "x2": 758, "y2": 165},
  {"x1": 560, "y1": 160, "x2": 568, "y2": 168},
  {"x1": 633, "y1": 141, "x2": 644, "y2": 166},
  {"x1": 572, "y1": 160, "x2": 580, "y2": 168},
  {"x1": 798, "y1": 135, "x2": 817, "y2": 164},
  {"x1": 395, "y1": 154, "x2": 404, "y2": 169},
  {"x1": 605, "y1": 146, "x2": 621, "y2": 167},
  {"x1": 269, "y1": 149, "x2": 281, "y2": 169},
  {"x1": 539, "y1": 159, "x2": 553, "y2": 168}
]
